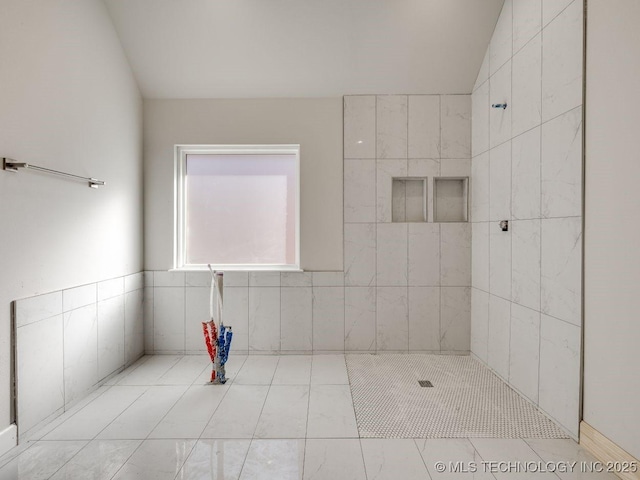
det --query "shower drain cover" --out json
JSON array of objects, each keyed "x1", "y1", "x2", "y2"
[{"x1": 418, "y1": 380, "x2": 434, "y2": 388}]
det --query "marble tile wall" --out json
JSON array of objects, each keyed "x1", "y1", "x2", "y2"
[
  {"x1": 343, "y1": 94, "x2": 472, "y2": 353},
  {"x1": 470, "y1": 0, "x2": 583, "y2": 438},
  {"x1": 13, "y1": 272, "x2": 144, "y2": 437},
  {"x1": 147, "y1": 93, "x2": 472, "y2": 356},
  {"x1": 146, "y1": 271, "x2": 341, "y2": 355}
]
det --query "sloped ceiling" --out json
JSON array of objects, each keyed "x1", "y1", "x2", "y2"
[{"x1": 103, "y1": 0, "x2": 503, "y2": 98}]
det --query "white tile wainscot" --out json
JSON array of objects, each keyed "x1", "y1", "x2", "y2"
[{"x1": 13, "y1": 272, "x2": 145, "y2": 440}]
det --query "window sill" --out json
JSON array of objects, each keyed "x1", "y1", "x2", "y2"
[{"x1": 171, "y1": 265, "x2": 304, "y2": 273}]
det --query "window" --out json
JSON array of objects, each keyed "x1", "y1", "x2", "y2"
[{"x1": 175, "y1": 145, "x2": 300, "y2": 270}]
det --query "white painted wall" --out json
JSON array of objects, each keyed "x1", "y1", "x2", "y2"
[
  {"x1": 583, "y1": 0, "x2": 640, "y2": 460},
  {"x1": 143, "y1": 98, "x2": 343, "y2": 272},
  {"x1": 0, "y1": 0, "x2": 143, "y2": 445}
]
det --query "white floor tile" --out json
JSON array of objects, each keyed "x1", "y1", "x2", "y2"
[
  {"x1": 155, "y1": 355, "x2": 209, "y2": 385},
  {"x1": 44, "y1": 386, "x2": 146, "y2": 440},
  {"x1": 103, "y1": 355, "x2": 149, "y2": 386},
  {"x1": 97, "y1": 386, "x2": 187, "y2": 439},
  {"x1": 310, "y1": 355, "x2": 348, "y2": 385},
  {"x1": 0, "y1": 442, "x2": 33, "y2": 470},
  {"x1": 239, "y1": 439, "x2": 305, "y2": 480},
  {"x1": 4, "y1": 353, "x2": 584, "y2": 480},
  {"x1": 415, "y1": 438, "x2": 497, "y2": 479},
  {"x1": 49, "y1": 439, "x2": 141, "y2": 480},
  {"x1": 303, "y1": 439, "x2": 366, "y2": 480},
  {"x1": 524, "y1": 439, "x2": 620, "y2": 480},
  {"x1": 470, "y1": 439, "x2": 558, "y2": 479},
  {"x1": 361, "y1": 439, "x2": 431, "y2": 480},
  {"x1": 254, "y1": 386, "x2": 309, "y2": 439},
  {"x1": 272, "y1": 356, "x2": 312, "y2": 385},
  {"x1": 201, "y1": 385, "x2": 269, "y2": 439},
  {"x1": 307, "y1": 385, "x2": 358, "y2": 438},
  {"x1": 27, "y1": 386, "x2": 110, "y2": 441},
  {"x1": 149, "y1": 385, "x2": 229, "y2": 439},
  {"x1": 0, "y1": 441, "x2": 86, "y2": 480},
  {"x1": 117, "y1": 355, "x2": 181, "y2": 385},
  {"x1": 234, "y1": 356, "x2": 280, "y2": 385},
  {"x1": 111, "y1": 439, "x2": 196, "y2": 480},
  {"x1": 194, "y1": 355, "x2": 247, "y2": 385},
  {"x1": 178, "y1": 439, "x2": 251, "y2": 480}
]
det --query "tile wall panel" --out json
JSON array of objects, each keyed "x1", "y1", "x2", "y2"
[
  {"x1": 470, "y1": 0, "x2": 583, "y2": 438},
  {"x1": 14, "y1": 272, "x2": 145, "y2": 438}
]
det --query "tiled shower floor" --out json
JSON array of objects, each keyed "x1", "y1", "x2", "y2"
[
  {"x1": 348, "y1": 354, "x2": 567, "y2": 438},
  {"x1": 0, "y1": 354, "x2": 616, "y2": 479}
]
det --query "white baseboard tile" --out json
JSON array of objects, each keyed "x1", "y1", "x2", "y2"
[{"x1": 0, "y1": 424, "x2": 17, "y2": 458}]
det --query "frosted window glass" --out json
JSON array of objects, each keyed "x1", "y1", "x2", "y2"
[{"x1": 185, "y1": 154, "x2": 297, "y2": 265}]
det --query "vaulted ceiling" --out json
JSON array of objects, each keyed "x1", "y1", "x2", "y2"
[{"x1": 103, "y1": 0, "x2": 504, "y2": 98}]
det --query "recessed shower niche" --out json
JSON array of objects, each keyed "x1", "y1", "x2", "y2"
[
  {"x1": 391, "y1": 176, "x2": 469, "y2": 223},
  {"x1": 434, "y1": 177, "x2": 468, "y2": 222},
  {"x1": 392, "y1": 178, "x2": 427, "y2": 222}
]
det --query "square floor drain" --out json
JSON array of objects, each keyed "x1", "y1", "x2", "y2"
[{"x1": 418, "y1": 380, "x2": 433, "y2": 387}]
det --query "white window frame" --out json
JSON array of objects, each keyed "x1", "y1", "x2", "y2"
[{"x1": 174, "y1": 144, "x2": 301, "y2": 271}]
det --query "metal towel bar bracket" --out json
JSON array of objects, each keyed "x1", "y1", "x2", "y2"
[{"x1": 2, "y1": 158, "x2": 105, "y2": 188}]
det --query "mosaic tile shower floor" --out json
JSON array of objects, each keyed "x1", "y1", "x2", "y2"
[{"x1": 347, "y1": 354, "x2": 568, "y2": 439}]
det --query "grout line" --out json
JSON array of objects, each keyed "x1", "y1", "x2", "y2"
[
  {"x1": 405, "y1": 119, "x2": 410, "y2": 351},
  {"x1": 486, "y1": 55, "x2": 492, "y2": 361},
  {"x1": 304, "y1": 357, "x2": 313, "y2": 441},
  {"x1": 374, "y1": 95, "x2": 378, "y2": 354},
  {"x1": 412, "y1": 439, "x2": 432, "y2": 478},
  {"x1": 543, "y1": 0, "x2": 579, "y2": 31},
  {"x1": 171, "y1": 440, "x2": 202, "y2": 480},
  {"x1": 196, "y1": 359, "x2": 245, "y2": 441},
  {"x1": 538, "y1": 0, "x2": 545, "y2": 407},
  {"x1": 43, "y1": 439, "x2": 92, "y2": 480},
  {"x1": 343, "y1": 355, "x2": 362, "y2": 441},
  {"x1": 578, "y1": 0, "x2": 586, "y2": 428},
  {"x1": 438, "y1": 95, "x2": 443, "y2": 354},
  {"x1": 481, "y1": 92, "x2": 581, "y2": 158},
  {"x1": 279, "y1": 280, "x2": 282, "y2": 352},
  {"x1": 183, "y1": 281, "x2": 186, "y2": 353},
  {"x1": 249, "y1": 356, "x2": 280, "y2": 439},
  {"x1": 507, "y1": 0, "x2": 514, "y2": 385}
]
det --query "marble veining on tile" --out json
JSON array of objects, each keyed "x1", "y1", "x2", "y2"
[
  {"x1": 511, "y1": 219, "x2": 541, "y2": 311},
  {"x1": 511, "y1": 126, "x2": 541, "y2": 220},
  {"x1": 344, "y1": 95, "x2": 376, "y2": 159},
  {"x1": 489, "y1": 0, "x2": 513, "y2": 75},
  {"x1": 376, "y1": 95, "x2": 408, "y2": 159},
  {"x1": 344, "y1": 223, "x2": 376, "y2": 287},
  {"x1": 312, "y1": 287, "x2": 345, "y2": 351},
  {"x1": 513, "y1": 0, "x2": 542, "y2": 53},
  {"x1": 376, "y1": 287, "x2": 408, "y2": 351},
  {"x1": 408, "y1": 95, "x2": 440, "y2": 158},
  {"x1": 441, "y1": 95, "x2": 471, "y2": 159},
  {"x1": 541, "y1": 106, "x2": 583, "y2": 219},
  {"x1": 509, "y1": 304, "x2": 541, "y2": 404},
  {"x1": 344, "y1": 287, "x2": 376, "y2": 352},
  {"x1": 439, "y1": 287, "x2": 471, "y2": 353}
]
